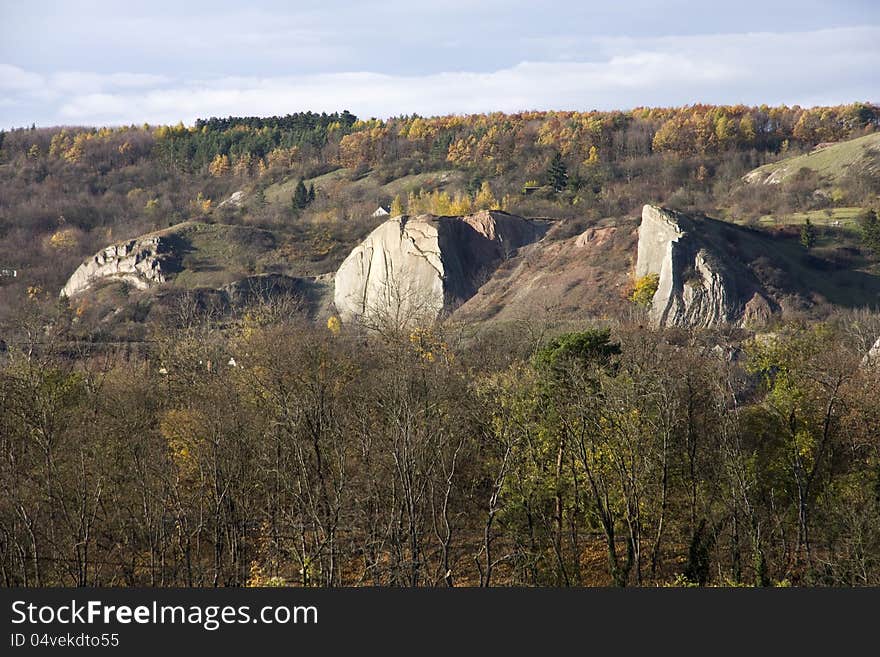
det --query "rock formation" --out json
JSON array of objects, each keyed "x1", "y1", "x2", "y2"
[
  {"x1": 636, "y1": 205, "x2": 775, "y2": 328},
  {"x1": 61, "y1": 235, "x2": 180, "y2": 298},
  {"x1": 863, "y1": 337, "x2": 880, "y2": 369},
  {"x1": 334, "y1": 210, "x2": 547, "y2": 326},
  {"x1": 218, "y1": 190, "x2": 245, "y2": 208}
]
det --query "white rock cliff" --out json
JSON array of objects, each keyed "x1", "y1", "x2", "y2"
[
  {"x1": 636, "y1": 205, "x2": 773, "y2": 328},
  {"x1": 334, "y1": 210, "x2": 546, "y2": 327},
  {"x1": 61, "y1": 236, "x2": 176, "y2": 298}
]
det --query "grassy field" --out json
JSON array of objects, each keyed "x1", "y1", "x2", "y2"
[
  {"x1": 745, "y1": 132, "x2": 880, "y2": 185},
  {"x1": 163, "y1": 222, "x2": 277, "y2": 288}
]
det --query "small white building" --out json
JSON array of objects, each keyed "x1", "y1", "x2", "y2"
[{"x1": 371, "y1": 205, "x2": 390, "y2": 218}]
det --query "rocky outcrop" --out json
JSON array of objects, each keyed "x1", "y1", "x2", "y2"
[
  {"x1": 334, "y1": 210, "x2": 547, "y2": 326},
  {"x1": 863, "y1": 338, "x2": 880, "y2": 369},
  {"x1": 742, "y1": 167, "x2": 788, "y2": 185},
  {"x1": 636, "y1": 205, "x2": 775, "y2": 328},
  {"x1": 218, "y1": 190, "x2": 245, "y2": 208},
  {"x1": 61, "y1": 235, "x2": 180, "y2": 298},
  {"x1": 742, "y1": 292, "x2": 775, "y2": 327}
]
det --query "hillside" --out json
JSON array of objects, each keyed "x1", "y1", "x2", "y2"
[
  {"x1": 453, "y1": 218, "x2": 637, "y2": 324},
  {"x1": 456, "y1": 205, "x2": 880, "y2": 327},
  {"x1": 1, "y1": 104, "x2": 879, "y2": 338},
  {"x1": 261, "y1": 168, "x2": 465, "y2": 209},
  {"x1": 56, "y1": 202, "x2": 880, "y2": 341},
  {"x1": 744, "y1": 132, "x2": 880, "y2": 185},
  {"x1": 57, "y1": 219, "x2": 344, "y2": 336}
]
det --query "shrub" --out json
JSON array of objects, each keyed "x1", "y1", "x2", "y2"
[{"x1": 630, "y1": 272, "x2": 660, "y2": 307}]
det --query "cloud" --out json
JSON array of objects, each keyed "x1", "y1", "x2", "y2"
[
  {"x1": 49, "y1": 72, "x2": 172, "y2": 94},
  {"x1": 0, "y1": 64, "x2": 43, "y2": 92},
  {"x1": 2, "y1": 25, "x2": 878, "y2": 127}
]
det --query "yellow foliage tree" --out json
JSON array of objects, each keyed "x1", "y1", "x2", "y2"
[
  {"x1": 406, "y1": 190, "x2": 425, "y2": 215},
  {"x1": 474, "y1": 181, "x2": 500, "y2": 210},
  {"x1": 630, "y1": 273, "x2": 660, "y2": 307},
  {"x1": 406, "y1": 117, "x2": 428, "y2": 140},
  {"x1": 450, "y1": 192, "x2": 473, "y2": 215},
  {"x1": 390, "y1": 194, "x2": 404, "y2": 216},
  {"x1": 194, "y1": 192, "x2": 212, "y2": 213},
  {"x1": 233, "y1": 153, "x2": 254, "y2": 177},
  {"x1": 446, "y1": 137, "x2": 475, "y2": 165},
  {"x1": 432, "y1": 190, "x2": 454, "y2": 215},
  {"x1": 209, "y1": 153, "x2": 231, "y2": 177},
  {"x1": 47, "y1": 228, "x2": 79, "y2": 251},
  {"x1": 49, "y1": 131, "x2": 72, "y2": 157},
  {"x1": 64, "y1": 132, "x2": 92, "y2": 162},
  {"x1": 409, "y1": 327, "x2": 453, "y2": 364},
  {"x1": 159, "y1": 408, "x2": 204, "y2": 473},
  {"x1": 714, "y1": 114, "x2": 733, "y2": 148},
  {"x1": 739, "y1": 115, "x2": 756, "y2": 143}
]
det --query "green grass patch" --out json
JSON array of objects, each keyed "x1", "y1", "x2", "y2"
[
  {"x1": 746, "y1": 133, "x2": 880, "y2": 185},
  {"x1": 379, "y1": 170, "x2": 463, "y2": 196},
  {"x1": 164, "y1": 222, "x2": 277, "y2": 289}
]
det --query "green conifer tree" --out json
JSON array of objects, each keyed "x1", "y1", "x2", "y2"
[
  {"x1": 859, "y1": 209, "x2": 880, "y2": 255},
  {"x1": 800, "y1": 218, "x2": 816, "y2": 250},
  {"x1": 292, "y1": 179, "x2": 309, "y2": 209},
  {"x1": 546, "y1": 153, "x2": 569, "y2": 192}
]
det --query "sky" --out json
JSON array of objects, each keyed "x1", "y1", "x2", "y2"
[{"x1": 0, "y1": 0, "x2": 878, "y2": 128}]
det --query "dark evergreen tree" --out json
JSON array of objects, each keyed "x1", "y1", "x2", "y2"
[
  {"x1": 293, "y1": 179, "x2": 309, "y2": 209},
  {"x1": 308, "y1": 183, "x2": 316, "y2": 203},
  {"x1": 859, "y1": 209, "x2": 880, "y2": 255},
  {"x1": 800, "y1": 218, "x2": 817, "y2": 250},
  {"x1": 466, "y1": 173, "x2": 483, "y2": 197},
  {"x1": 683, "y1": 519, "x2": 714, "y2": 586},
  {"x1": 546, "y1": 152, "x2": 568, "y2": 192}
]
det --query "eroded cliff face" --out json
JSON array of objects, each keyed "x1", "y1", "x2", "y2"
[
  {"x1": 452, "y1": 221, "x2": 636, "y2": 324},
  {"x1": 636, "y1": 205, "x2": 775, "y2": 328},
  {"x1": 61, "y1": 235, "x2": 179, "y2": 298},
  {"x1": 333, "y1": 210, "x2": 547, "y2": 326}
]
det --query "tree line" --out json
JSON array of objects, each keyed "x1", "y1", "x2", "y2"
[{"x1": 2, "y1": 303, "x2": 879, "y2": 587}]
